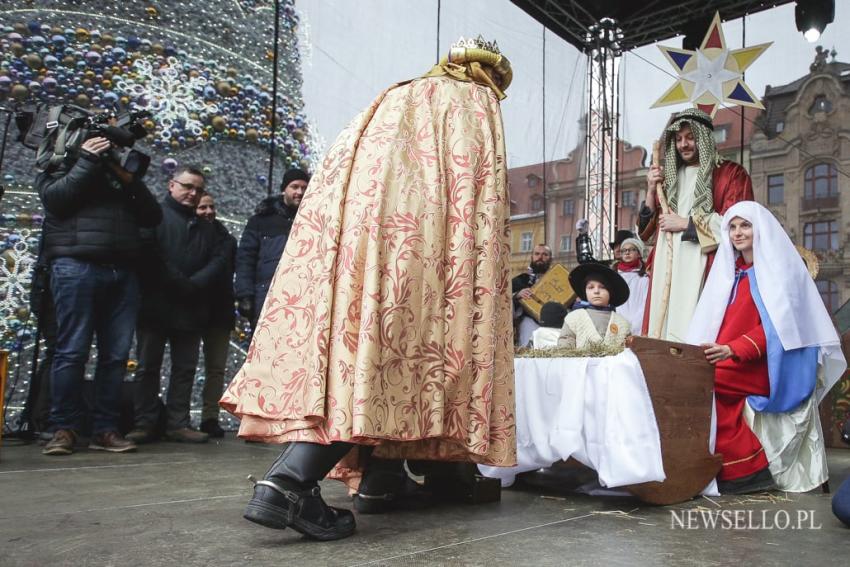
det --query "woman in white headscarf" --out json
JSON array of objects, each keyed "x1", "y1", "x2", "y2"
[{"x1": 687, "y1": 201, "x2": 846, "y2": 493}]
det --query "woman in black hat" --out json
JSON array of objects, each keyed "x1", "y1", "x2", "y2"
[{"x1": 557, "y1": 263, "x2": 631, "y2": 350}]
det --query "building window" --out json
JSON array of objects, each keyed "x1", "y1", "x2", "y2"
[
  {"x1": 560, "y1": 234, "x2": 572, "y2": 252},
  {"x1": 804, "y1": 163, "x2": 838, "y2": 199},
  {"x1": 803, "y1": 220, "x2": 839, "y2": 250},
  {"x1": 767, "y1": 174, "x2": 784, "y2": 205},
  {"x1": 809, "y1": 95, "x2": 833, "y2": 114},
  {"x1": 562, "y1": 199, "x2": 574, "y2": 216},
  {"x1": 775, "y1": 121, "x2": 784, "y2": 133},
  {"x1": 520, "y1": 232, "x2": 533, "y2": 253},
  {"x1": 621, "y1": 190, "x2": 636, "y2": 208},
  {"x1": 531, "y1": 194, "x2": 543, "y2": 211},
  {"x1": 713, "y1": 126, "x2": 728, "y2": 144},
  {"x1": 527, "y1": 175, "x2": 539, "y2": 188},
  {"x1": 816, "y1": 280, "x2": 839, "y2": 313}
]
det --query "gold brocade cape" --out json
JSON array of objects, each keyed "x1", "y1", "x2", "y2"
[{"x1": 220, "y1": 73, "x2": 517, "y2": 482}]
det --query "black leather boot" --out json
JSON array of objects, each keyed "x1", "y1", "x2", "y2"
[
  {"x1": 244, "y1": 442, "x2": 356, "y2": 540},
  {"x1": 353, "y1": 457, "x2": 431, "y2": 514}
]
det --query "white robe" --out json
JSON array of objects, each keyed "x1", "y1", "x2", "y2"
[
  {"x1": 646, "y1": 166, "x2": 722, "y2": 342},
  {"x1": 617, "y1": 271, "x2": 649, "y2": 335}
]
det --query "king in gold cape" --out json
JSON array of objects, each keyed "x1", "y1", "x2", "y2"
[{"x1": 221, "y1": 46, "x2": 517, "y2": 483}]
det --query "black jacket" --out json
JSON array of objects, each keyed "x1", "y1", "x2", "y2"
[
  {"x1": 208, "y1": 219, "x2": 237, "y2": 330},
  {"x1": 512, "y1": 272, "x2": 536, "y2": 295},
  {"x1": 234, "y1": 196, "x2": 299, "y2": 307},
  {"x1": 138, "y1": 195, "x2": 228, "y2": 331},
  {"x1": 35, "y1": 154, "x2": 162, "y2": 263}
]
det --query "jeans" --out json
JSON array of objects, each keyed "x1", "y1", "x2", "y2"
[
  {"x1": 134, "y1": 327, "x2": 201, "y2": 430},
  {"x1": 201, "y1": 326, "x2": 230, "y2": 421},
  {"x1": 48, "y1": 257, "x2": 139, "y2": 435}
]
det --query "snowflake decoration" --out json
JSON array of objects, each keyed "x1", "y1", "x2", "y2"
[
  {"x1": 0, "y1": 229, "x2": 37, "y2": 349},
  {"x1": 117, "y1": 57, "x2": 219, "y2": 141}
]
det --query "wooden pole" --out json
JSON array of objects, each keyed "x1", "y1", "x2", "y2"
[{"x1": 650, "y1": 140, "x2": 674, "y2": 339}]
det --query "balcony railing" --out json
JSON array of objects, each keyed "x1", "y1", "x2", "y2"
[{"x1": 801, "y1": 195, "x2": 839, "y2": 211}]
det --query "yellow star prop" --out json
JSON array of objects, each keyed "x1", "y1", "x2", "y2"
[{"x1": 652, "y1": 12, "x2": 771, "y2": 118}]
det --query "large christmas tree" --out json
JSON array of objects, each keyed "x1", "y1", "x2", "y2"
[{"x1": 0, "y1": 0, "x2": 315, "y2": 433}]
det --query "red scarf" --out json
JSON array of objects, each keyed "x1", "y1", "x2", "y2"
[{"x1": 616, "y1": 258, "x2": 643, "y2": 272}]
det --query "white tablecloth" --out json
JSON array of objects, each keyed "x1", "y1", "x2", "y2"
[{"x1": 479, "y1": 350, "x2": 666, "y2": 488}]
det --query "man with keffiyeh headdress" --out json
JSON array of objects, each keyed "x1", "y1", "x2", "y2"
[{"x1": 638, "y1": 108, "x2": 754, "y2": 341}]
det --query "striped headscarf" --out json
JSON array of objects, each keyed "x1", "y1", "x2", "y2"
[{"x1": 662, "y1": 108, "x2": 724, "y2": 216}]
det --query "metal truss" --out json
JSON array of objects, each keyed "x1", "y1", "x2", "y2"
[
  {"x1": 511, "y1": 0, "x2": 794, "y2": 53},
  {"x1": 583, "y1": 18, "x2": 621, "y2": 261}
]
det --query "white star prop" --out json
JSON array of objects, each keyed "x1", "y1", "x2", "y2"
[
  {"x1": 682, "y1": 49, "x2": 741, "y2": 103},
  {"x1": 652, "y1": 12, "x2": 771, "y2": 117}
]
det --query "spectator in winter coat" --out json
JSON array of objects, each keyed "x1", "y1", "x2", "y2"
[{"x1": 234, "y1": 168, "x2": 309, "y2": 330}]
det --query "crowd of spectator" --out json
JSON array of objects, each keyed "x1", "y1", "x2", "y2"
[{"x1": 34, "y1": 141, "x2": 309, "y2": 455}]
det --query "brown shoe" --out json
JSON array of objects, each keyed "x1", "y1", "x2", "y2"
[
  {"x1": 165, "y1": 427, "x2": 209, "y2": 443},
  {"x1": 43, "y1": 430, "x2": 77, "y2": 456},
  {"x1": 89, "y1": 431, "x2": 138, "y2": 453}
]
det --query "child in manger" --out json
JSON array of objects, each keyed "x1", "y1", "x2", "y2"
[{"x1": 557, "y1": 262, "x2": 631, "y2": 350}]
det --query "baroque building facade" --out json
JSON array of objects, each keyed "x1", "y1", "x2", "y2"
[{"x1": 750, "y1": 49, "x2": 850, "y2": 314}]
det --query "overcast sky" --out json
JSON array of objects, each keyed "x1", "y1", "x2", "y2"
[{"x1": 298, "y1": 0, "x2": 849, "y2": 168}]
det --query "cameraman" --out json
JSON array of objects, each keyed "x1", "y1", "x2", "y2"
[{"x1": 36, "y1": 135, "x2": 162, "y2": 456}]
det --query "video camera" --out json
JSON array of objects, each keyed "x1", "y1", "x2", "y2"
[{"x1": 15, "y1": 103, "x2": 152, "y2": 178}]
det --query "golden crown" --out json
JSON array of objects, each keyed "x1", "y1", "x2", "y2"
[{"x1": 452, "y1": 35, "x2": 500, "y2": 54}]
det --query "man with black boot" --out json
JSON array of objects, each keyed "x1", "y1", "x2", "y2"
[
  {"x1": 222, "y1": 39, "x2": 516, "y2": 540},
  {"x1": 234, "y1": 168, "x2": 308, "y2": 331}
]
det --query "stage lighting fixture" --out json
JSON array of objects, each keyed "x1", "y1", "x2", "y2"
[{"x1": 795, "y1": 0, "x2": 834, "y2": 43}]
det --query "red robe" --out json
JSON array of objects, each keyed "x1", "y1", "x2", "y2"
[
  {"x1": 639, "y1": 161, "x2": 754, "y2": 335},
  {"x1": 714, "y1": 257, "x2": 770, "y2": 481}
]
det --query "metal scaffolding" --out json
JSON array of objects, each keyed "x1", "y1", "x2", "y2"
[{"x1": 583, "y1": 18, "x2": 622, "y2": 260}]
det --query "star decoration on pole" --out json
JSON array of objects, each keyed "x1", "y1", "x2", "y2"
[{"x1": 652, "y1": 12, "x2": 771, "y2": 117}]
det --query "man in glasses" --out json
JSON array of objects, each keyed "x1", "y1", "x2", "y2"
[{"x1": 129, "y1": 167, "x2": 228, "y2": 444}]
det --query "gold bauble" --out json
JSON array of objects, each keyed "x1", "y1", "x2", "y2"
[
  {"x1": 211, "y1": 116, "x2": 227, "y2": 132},
  {"x1": 11, "y1": 84, "x2": 29, "y2": 100},
  {"x1": 24, "y1": 53, "x2": 42, "y2": 69}
]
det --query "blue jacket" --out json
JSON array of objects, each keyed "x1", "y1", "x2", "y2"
[{"x1": 234, "y1": 196, "x2": 299, "y2": 309}]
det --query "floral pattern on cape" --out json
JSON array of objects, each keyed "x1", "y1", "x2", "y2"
[{"x1": 220, "y1": 76, "x2": 516, "y2": 473}]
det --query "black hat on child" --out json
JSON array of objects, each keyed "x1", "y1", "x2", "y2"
[
  {"x1": 568, "y1": 262, "x2": 630, "y2": 307},
  {"x1": 610, "y1": 229, "x2": 636, "y2": 250}
]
